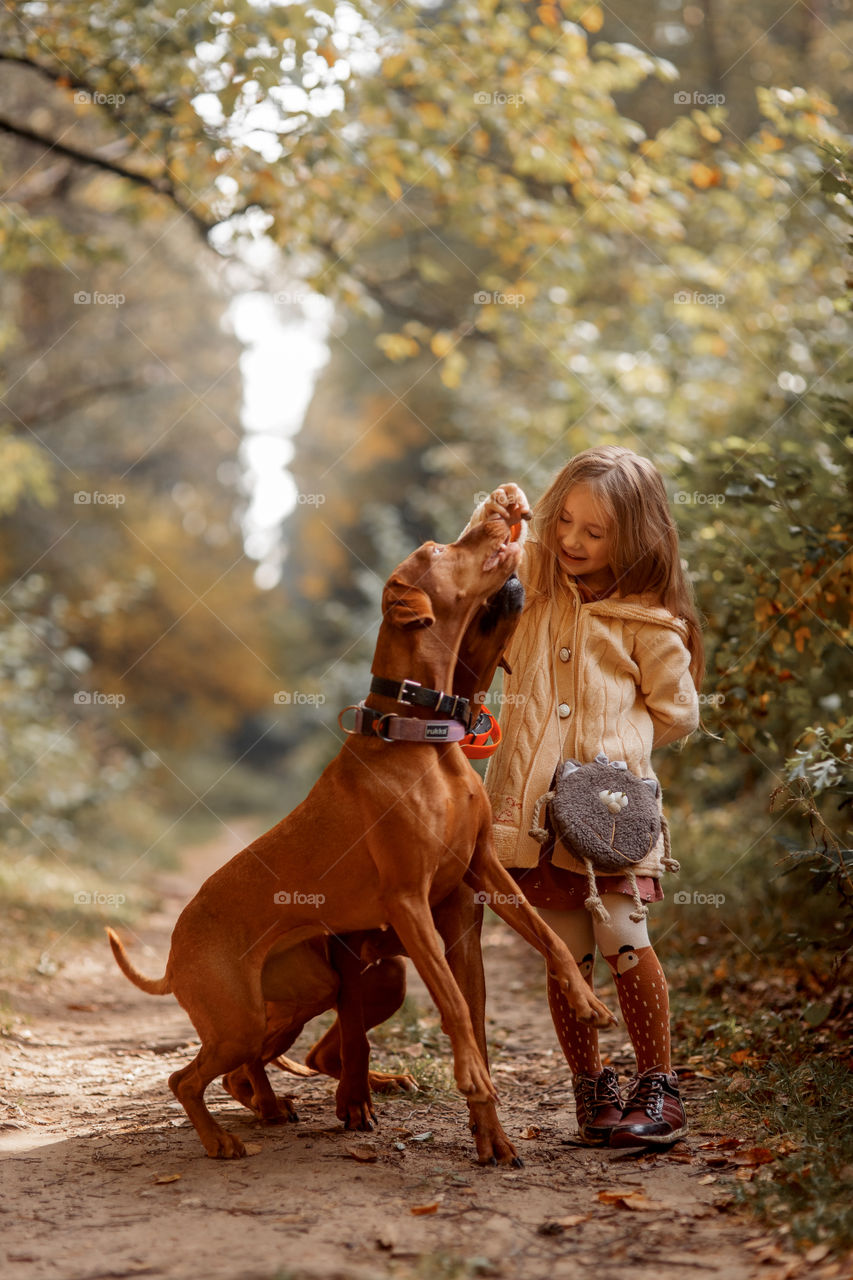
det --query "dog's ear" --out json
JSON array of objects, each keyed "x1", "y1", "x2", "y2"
[{"x1": 382, "y1": 575, "x2": 435, "y2": 630}]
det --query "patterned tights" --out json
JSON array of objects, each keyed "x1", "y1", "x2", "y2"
[{"x1": 539, "y1": 896, "x2": 671, "y2": 1076}]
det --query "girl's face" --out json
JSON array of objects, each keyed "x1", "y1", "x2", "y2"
[{"x1": 555, "y1": 483, "x2": 614, "y2": 589}]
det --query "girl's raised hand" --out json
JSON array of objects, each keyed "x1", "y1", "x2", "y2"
[{"x1": 478, "y1": 484, "x2": 531, "y2": 538}]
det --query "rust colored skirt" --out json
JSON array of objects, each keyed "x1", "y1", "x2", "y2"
[{"x1": 508, "y1": 837, "x2": 664, "y2": 912}]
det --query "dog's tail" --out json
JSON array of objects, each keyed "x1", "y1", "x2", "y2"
[
  {"x1": 271, "y1": 1054, "x2": 319, "y2": 1078},
  {"x1": 106, "y1": 928, "x2": 171, "y2": 995}
]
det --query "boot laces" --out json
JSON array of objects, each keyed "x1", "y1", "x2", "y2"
[
  {"x1": 627, "y1": 1071, "x2": 665, "y2": 1113},
  {"x1": 596, "y1": 1067, "x2": 622, "y2": 1107}
]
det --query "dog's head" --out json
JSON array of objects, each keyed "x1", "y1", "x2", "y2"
[
  {"x1": 381, "y1": 498, "x2": 529, "y2": 633},
  {"x1": 377, "y1": 491, "x2": 529, "y2": 690}
]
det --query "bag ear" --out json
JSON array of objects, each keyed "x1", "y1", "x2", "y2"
[{"x1": 382, "y1": 575, "x2": 435, "y2": 630}]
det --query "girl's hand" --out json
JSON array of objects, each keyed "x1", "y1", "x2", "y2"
[{"x1": 477, "y1": 484, "x2": 531, "y2": 539}]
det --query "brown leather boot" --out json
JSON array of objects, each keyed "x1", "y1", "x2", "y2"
[
  {"x1": 572, "y1": 1066, "x2": 624, "y2": 1146},
  {"x1": 608, "y1": 1069, "x2": 688, "y2": 1147}
]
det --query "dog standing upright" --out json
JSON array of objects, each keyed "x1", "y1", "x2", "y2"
[{"x1": 109, "y1": 492, "x2": 614, "y2": 1159}]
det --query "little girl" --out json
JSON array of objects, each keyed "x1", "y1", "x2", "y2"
[{"x1": 467, "y1": 446, "x2": 703, "y2": 1148}]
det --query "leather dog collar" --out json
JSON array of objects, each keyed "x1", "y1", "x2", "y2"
[
  {"x1": 339, "y1": 702, "x2": 469, "y2": 744},
  {"x1": 369, "y1": 675, "x2": 470, "y2": 726}
]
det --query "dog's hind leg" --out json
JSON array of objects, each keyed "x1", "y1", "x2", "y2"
[
  {"x1": 169, "y1": 987, "x2": 268, "y2": 1158},
  {"x1": 306, "y1": 953, "x2": 416, "y2": 1095},
  {"x1": 222, "y1": 1010, "x2": 304, "y2": 1122}
]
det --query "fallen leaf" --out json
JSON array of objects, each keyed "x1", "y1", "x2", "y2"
[
  {"x1": 520, "y1": 1126, "x2": 541, "y2": 1139},
  {"x1": 410, "y1": 1201, "x2": 440, "y2": 1215},
  {"x1": 700, "y1": 1137, "x2": 742, "y2": 1150},
  {"x1": 345, "y1": 1144, "x2": 378, "y2": 1162},
  {"x1": 730, "y1": 1050, "x2": 761, "y2": 1067},
  {"x1": 411, "y1": 1131, "x2": 433, "y2": 1142},
  {"x1": 733, "y1": 1147, "x2": 776, "y2": 1167},
  {"x1": 597, "y1": 1188, "x2": 668, "y2": 1211},
  {"x1": 243, "y1": 1143, "x2": 263, "y2": 1156},
  {"x1": 153, "y1": 1174, "x2": 181, "y2": 1184},
  {"x1": 803, "y1": 1001, "x2": 833, "y2": 1028},
  {"x1": 554, "y1": 1213, "x2": 590, "y2": 1228},
  {"x1": 698, "y1": 1174, "x2": 717, "y2": 1185},
  {"x1": 67, "y1": 1003, "x2": 98, "y2": 1012}
]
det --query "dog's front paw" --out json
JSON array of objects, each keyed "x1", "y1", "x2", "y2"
[
  {"x1": 340, "y1": 1101, "x2": 376, "y2": 1131},
  {"x1": 204, "y1": 1129, "x2": 247, "y2": 1159}
]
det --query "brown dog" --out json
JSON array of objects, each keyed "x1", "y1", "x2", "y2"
[
  {"x1": 108, "y1": 495, "x2": 614, "y2": 1158},
  {"x1": 220, "y1": 571, "x2": 532, "y2": 1164}
]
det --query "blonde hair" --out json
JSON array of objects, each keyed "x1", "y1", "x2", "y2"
[{"x1": 526, "y1": 446, "x2": 705, "y2": 689}]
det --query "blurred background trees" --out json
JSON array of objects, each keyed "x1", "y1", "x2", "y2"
[{"x1": 0, "y1": 0, "x2": 849, "y2": 944}]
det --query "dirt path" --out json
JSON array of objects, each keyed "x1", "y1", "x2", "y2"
[{"x1": 1, "y1": 823, "x2": 786, "y2": 1280}]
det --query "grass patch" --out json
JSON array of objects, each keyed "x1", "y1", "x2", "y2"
[
  {"x1": 369, "y1": 993, "x2": 456, "y2": 1099},
  {"x1": 655, "y1": 790, "x2": 853, "y2": 1258}
]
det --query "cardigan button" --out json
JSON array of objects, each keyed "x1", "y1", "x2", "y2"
[
  {"x1": 559, "y1": 646, "x2": 571, "y2": 662},
  {"x1": 558, "y1": 703, "x2": 572, "y2": 718}
]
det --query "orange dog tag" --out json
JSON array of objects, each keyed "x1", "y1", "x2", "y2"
[{"x1": 458, "y1": 709, "x2": 502, "y2": 759}]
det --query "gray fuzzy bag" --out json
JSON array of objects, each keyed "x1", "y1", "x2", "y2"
[{"x1": 528, "y1": 752, "x2": 677, "y2": 923}]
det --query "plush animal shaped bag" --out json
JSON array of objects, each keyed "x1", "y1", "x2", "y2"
[{"x1": 528, "y1": 752, "x2": 677, "y2": 923}]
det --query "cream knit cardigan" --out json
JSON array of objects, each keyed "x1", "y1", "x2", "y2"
[{"x1": 483, "y1": 541, "x2": 699, "y2": 877}]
